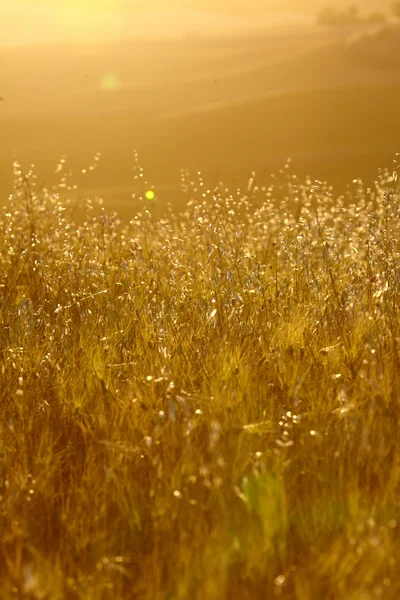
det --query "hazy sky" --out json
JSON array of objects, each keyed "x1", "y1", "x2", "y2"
[
  {"x1": 1, "y1": 2, "x2": 311, "y2": 46},
  {"x1": 5, "y1": 0, "x2": 316, "y2": 14},
  {"x1": 1, "y1": 1, "x2": 392, "y2": 46},
  {"x1": 11, "y1": 0, "x2": 391, "y2": 12}
]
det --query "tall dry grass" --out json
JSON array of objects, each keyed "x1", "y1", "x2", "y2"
[{"x1": 1, "y1": 157, "x2": 400, "y2": 599}]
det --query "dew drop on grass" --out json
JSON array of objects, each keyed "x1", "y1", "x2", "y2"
[{"x1": 274, "y1": 574, "x2": 286, "y2": 587}]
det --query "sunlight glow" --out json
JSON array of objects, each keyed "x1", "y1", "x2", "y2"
[{"x1": 58, "y1": 4, "x2": 123, "y2": 41}]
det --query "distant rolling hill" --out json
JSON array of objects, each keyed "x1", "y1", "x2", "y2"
[{"x1": 2, "y1": 28, "x2": 400, "y2": 213}]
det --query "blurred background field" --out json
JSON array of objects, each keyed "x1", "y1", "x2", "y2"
[{"x1": 2, "y1": 2, "x2": 400, "y2": 215}]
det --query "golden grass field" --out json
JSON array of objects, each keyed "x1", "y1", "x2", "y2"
[{"x1": 1, "y1": 155, "x2": 400, "y2": 599}]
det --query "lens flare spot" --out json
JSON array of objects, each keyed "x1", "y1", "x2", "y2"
[
  {"x1": 145, "y1": 190, "x2": 155, "y2": 201},
  {"x1": 100, "y1": 73, "x2": 121, "y2": 92}
]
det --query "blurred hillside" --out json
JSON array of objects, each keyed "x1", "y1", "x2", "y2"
[
  {"x1": 2, "y1": 22, "x2": 400, "y2": 214},
  {"x1": 346, "y1": 24, "x2": 400, "y2": 66}
]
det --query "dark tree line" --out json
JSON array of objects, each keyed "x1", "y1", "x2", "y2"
[{"x1": 317, "y1": 4, "x2": 387, "y2": 27}]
